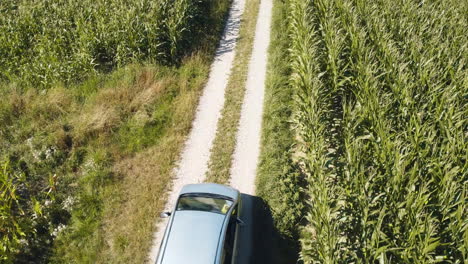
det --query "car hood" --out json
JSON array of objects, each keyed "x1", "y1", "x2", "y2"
[{"x1": 161, "y1": 210, "x2": 227, "y2": 264}]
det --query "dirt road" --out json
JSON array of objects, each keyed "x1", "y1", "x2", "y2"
[
  {"x1": 147, "y1": 0, "x2": 246, "y2": 261},
  {"x1": 148, "y1": 0, "x2": 273, "y2": 261},
  {"x1": 230, "y1": 0, "x2": 272, "y2": 195}
]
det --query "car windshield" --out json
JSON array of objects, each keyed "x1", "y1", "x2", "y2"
[{"x1": 176, "y1": 194, "x2": 233, "y2": 215}]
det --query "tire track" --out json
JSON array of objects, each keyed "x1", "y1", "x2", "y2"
[
  {"x1": 230, "y1": 0, "x2": 273, "y2": 195},
  {"x1": 147, "y1": 0, "x2": 246, "y2": 261}
]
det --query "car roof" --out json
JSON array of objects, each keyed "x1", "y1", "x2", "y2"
[
  {"x1": 180, "y1": 183, "x2": 239, "y2": 201},
  {"x1": 160, "y1": 210, "x2": 227, "y2": 264}
]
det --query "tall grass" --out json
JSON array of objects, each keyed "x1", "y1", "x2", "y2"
[
  {"x1": 286, "y1": 0, "x2": 467, "y2": 262},
  {"x1": 0, "y1": 0, "x2": 222, "y2": 87},
  {"x1": 0, "y1": 0, "x2": 231, "y2": 262}
]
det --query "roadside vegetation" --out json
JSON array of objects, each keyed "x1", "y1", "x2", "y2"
[
  {"x1": 278, "y1": 0, "x2": 467, "y2": 262},
  {"x1": 206, "y1": 0, "x2": 261, "y2": 184},
  {"x1": 256, "y1": 0, "x2": 303, "y2": 262},
  {"x1": 0, "y1": 0, "x2": 230, "y2": 263}
]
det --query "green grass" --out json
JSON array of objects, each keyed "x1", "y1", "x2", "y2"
[
  {"x1": 0, "y1": 60, "x2": 210, "y2": 263},
  {"x1": 0, "y1": 0, "x2": 231, "y2": 262},
  {"x1": 205, "y1": 0, "x2": 261, "y2": 184},
  {"x1": 49, "y1": 58, "x2": 213, "y2": 263},
  {"x1": 284, "y1": 0, "x2": 467, "y2": 263},
  {"x1": 255, "y1": 0, "x2": 304, "y2": 262}
]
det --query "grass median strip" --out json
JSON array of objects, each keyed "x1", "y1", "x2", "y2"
[{"x1": 205, "y1": 0, "x2": 261, "y2": 184}]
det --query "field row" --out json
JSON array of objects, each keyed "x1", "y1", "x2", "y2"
[
  {"x1": 0, "y1": 0, "x2": 223, "y2": 87},
  {"x1": 285, "y1": 0, "x2": 467, "y2": 262}
]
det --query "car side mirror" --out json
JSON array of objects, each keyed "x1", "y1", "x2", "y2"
[
  {"x1": 160, "y1": 212, "x2": 171, "y2": 218},
  {"x1": 235, "y1": 217, "x2": 246, "y2": 226}
]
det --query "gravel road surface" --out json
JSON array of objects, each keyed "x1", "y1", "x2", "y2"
[
  {"x1": 230, "y1": 0, "x2": 272, "y2": 196},
  {"x1": 147, "y1": 0, "x2": 246, "y2": 262},
  {"x1": 148, "y1": 0, "x2": 273, "y2": 261}
]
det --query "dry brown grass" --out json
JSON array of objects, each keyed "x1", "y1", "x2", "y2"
[
  {"x1": 102, "y1": 146, "x2": 170, "y2": 263},
  {"x1": 90, "y1": 69, "x2": 206, "y2": 263},
  {"x1": 130, "y1": 81, "x2": 166, "y2": 111},
  {"x1": 72, "y1": 69, "x2": 172, "y2": 142},
  {"x1": 24, "y1": 87, "x2": 73, "y2": 118},
  {"x1": 76, "y1": 105, "x2": 121, "y2": 136}
]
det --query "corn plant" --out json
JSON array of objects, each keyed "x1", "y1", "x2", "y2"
[
  {"x1": 285, "y1": 0, "x2": 467, "y2": 262},
  {"x1": 0, "y1": 0, "x2": 223, "y2": 87}
]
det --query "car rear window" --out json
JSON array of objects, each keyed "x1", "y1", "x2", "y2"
[{"x1": 176, "y1": 195, "x2": 233, "y2": 215}]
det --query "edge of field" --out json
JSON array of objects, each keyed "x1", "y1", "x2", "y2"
[
  {"x1": 0, "y1": 1, "x2": 234, "y2": 263},
  {"x1": 255, "y1": 0, "x2": 302, "y2": 262}
]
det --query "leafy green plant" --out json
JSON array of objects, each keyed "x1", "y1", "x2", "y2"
[
  {"x1": 1, "y1": 162, "x2": 23, "y2": 263},
  {"x1": 0, "y1": 0, "x2": 224, "y2": 87},
  {"x1": 0, "y1": 1, "x2": 230, "y2": 262},
  {"x1": 285, "y1": 0, "x2": 467, "y2": 263},
  {"x1": 0, "y1": 161, "x2": 34, "y2": 263}
]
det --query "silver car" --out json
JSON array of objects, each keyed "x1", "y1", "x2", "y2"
[{"x1": 156, "y1": 183, "x2": 244, "y2": 264}]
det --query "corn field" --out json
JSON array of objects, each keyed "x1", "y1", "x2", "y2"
[
  {"x1": 0, "y1": 0, "x2": 230, "y2": 262},
  {"x1": 0, "y1": 0, "x2": 221, "y2": 87},
  {"x1": 286, "y1": 0, "x2": 467, "y2": 263}
]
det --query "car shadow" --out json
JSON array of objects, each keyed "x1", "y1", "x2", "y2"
[{"x1": 237, "y1": 194, "x2": 300, "y2": 264}]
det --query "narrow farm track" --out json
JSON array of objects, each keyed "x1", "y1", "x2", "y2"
[
  {"x1": 228, "y1": 2, "x2": 273, "y2": 262},
  {"x1": 147, "y1": 0, "x2": 246, "y2": 261},
  {"x1": 148, "y1": 0, "x2": 273, "y2": 261},
  {"x1": 230, "y1": 0, "x2": 272, "y2": 195}
]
